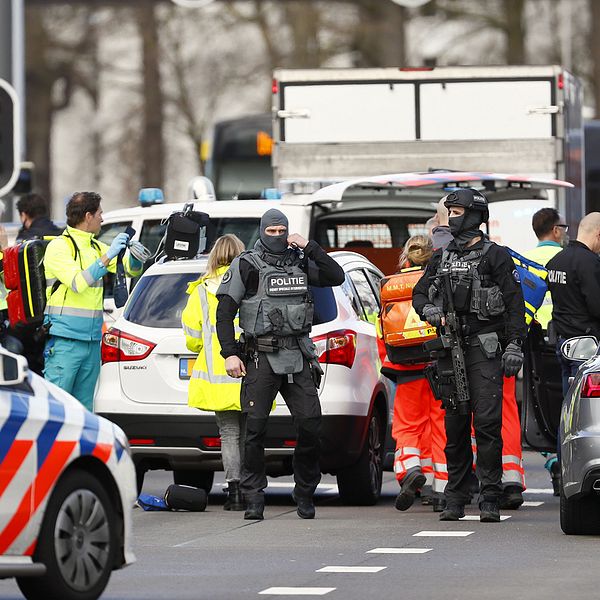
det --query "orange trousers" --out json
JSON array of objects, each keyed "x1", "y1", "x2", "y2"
[
  {"x1": 470, "y1": 376, "x2": 525, "y2": 489},
  {"x1": 392, "y1": 377, "x2": 448, "y2": 493}
]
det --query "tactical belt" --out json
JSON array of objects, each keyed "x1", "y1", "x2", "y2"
[{"x1": 244, "y1": 335, "x2": 299, "y2": 353}]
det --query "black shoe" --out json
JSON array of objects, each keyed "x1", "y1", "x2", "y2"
[
  {"x1": 480, "y1": 501, "x2": 501, "y2": 522},
  {"x1": 244, "y1": 501, "x2": 264, "y2": 520},
  {"x1": 439, "y1": 502, "x2": 464, "y2": 521},
  {"x1": 499, "y1": 485, "x2": 524, "y2": 510},
  {"x1": 432, "y1": 494, "x2": 446, "y2": 513},
  {"x1": 292, "y1": 492, "x2": 315, "y2": 519},
  {"x1": 550, "y1": 461, "x2": 560, "y2": 497},
  {"x1": 420, "y1": 485, "x2": 433, "y2": 506},
  {"x1": 224, "y1": 481, "x2": 245, "y2": 511},
  {"x1": 395, "y1": 471, "x2": 427, "y2": 511}
]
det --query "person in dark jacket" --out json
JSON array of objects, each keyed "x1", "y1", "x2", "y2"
[
  {"x1": 546, "y1": 212, "x2": 600, "y2": 396},
  {"x1": 16, "y1": 194, "x2": 63, "y2": 241},
  {"x1": 216, "y1": 209, "x2": 345, "y2": 521},
  {"x1": 412, "y1": 189, "x2": 527, "y2": 523}
]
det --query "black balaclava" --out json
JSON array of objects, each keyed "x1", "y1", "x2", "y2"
[
  {"x1": 448, "y1": 208, "x2": 485, "y2": 246},
  {"x1": 259, "y1": 208, "x2": 289, "y2": 254}
]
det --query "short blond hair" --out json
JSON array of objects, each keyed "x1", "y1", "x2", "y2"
[
  {"x1": 206, "y1": 234, "x2": 245, "y2": 277},
  {"x1": 398, "y1": 234, "x2": 433, "y2": 269}
]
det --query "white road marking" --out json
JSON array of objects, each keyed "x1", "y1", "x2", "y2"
[
  {"x1": 523, "y1": 488, "x2": 553, "y2": 494},
  {"x1": 259, "y1": 588, "x2": 335, "y2": 596},
  {"x1": 522, "y1": 501, "x2": 544, "y2": 507},
  {"x1": 459, "y1": 515, "x2": 511, "y2": 521},
  {"x1": 267, "y1": 482, "x2": 338, "y2": 494},
  {"x1": 367, "y1": 548, "x2": 432, "y2": 554},
  {"x1": 413, "y1": 531, "x2": 474, "y2": 537},
  {"x1": 316, "y1": 566, "x2": 387, "y2": 573}
]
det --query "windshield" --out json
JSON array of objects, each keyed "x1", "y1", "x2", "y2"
[{"x1": 124, "y1": 272, "x2": 338, "y2": 329}]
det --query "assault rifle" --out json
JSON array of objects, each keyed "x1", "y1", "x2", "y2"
[{"x1": 424, "y1": 271, "x2": 471, "y2": 415}]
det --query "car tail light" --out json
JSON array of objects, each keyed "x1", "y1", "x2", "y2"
[
  {"x1": 581, "y1": 373, "x2": 600, "y2": 397},
  {"x1": 272, "y1": 78, "x2": 278, "y2": 94},
  {"x1": 201, "y1": 437, "x2": 222, "y2": 448},
  {"x1": 312, "y1": 329, "x2": 356, "y2": 369},
  {"x1": 283, "y1": 440, "x2": 297, "y2": 448},
  {"x1": 101, "y1": 327, "x2": 156, "y2": 364}
]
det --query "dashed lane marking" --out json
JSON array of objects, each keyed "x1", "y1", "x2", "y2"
[
  {"x1": 459, "y1": 515, "x2": 511, "y2": 521},
  {"x1": 522, "y1": 501, "x2": 544, "y2": 507},
  {"x1": 413, "y1": 531, "x2": 474, "y2": 537},
  {"x1": 259, "y1": 588, "x2": 335, "y2": 596},
  {"x1": 523, "y1": 488, "x2": 554, "y2": 494},
  {"x1": 267, "y1": 482, "x2": 338, "y2": 494},
  {"x1": 316, "y1": 566, "x2": 387, "y2": 573},
  {"x1": 367, "y1": 548, "x2": 432, "y2": 554}
]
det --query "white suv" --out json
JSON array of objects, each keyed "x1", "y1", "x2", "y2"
[{"x1": 95, "y1": 251, "x2": 394, "y2": 505}]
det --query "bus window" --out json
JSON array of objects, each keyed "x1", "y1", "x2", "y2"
[{"x1": 207, "y1": 113, "x2": 273, "y2": 200}]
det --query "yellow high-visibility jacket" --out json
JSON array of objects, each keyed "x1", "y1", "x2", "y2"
[
  {"x1": 523, "y1": 242, "x2": 562, "y2": 329},
  {"x1": 44, "y1": 226, "x2": 142, "y2": 341},
  {"x1": 182, "y1": 266, "x2": 241, "y2": 412}
]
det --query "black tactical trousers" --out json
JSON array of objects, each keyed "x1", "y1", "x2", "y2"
[
  {"x1": 443, "y1": 343, "x2": 504, "y2": 505},
  {"x1": 240, "y1": 352, "x2": 322, "y2": 503}
]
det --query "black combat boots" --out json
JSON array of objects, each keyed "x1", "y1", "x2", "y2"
[
  {"x1": 395, "y1": 470, "x2": 427, "y2": 511},
  {"x1": 439, "y1": 502, "x2": 465, "y2": 521},
  {"x1": 480, "y1": 500, "x2": 501, "y2": 522},
  {"x1": 244, "y1": 501, "x2": 264, "y2": 520},
  {"x1": 292, "y1": 492, "x2": 315, "y2": 519},
  {"x1": 223, "y1": 481, "x2": 245, "y2": 511},
  {"x1": 499, "y1": 485, "x2": 524, "y2": 510}
]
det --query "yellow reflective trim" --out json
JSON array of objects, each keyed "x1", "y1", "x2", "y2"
[{"x1": 23, "y1": 241, "x2": 35, "y2": 317}]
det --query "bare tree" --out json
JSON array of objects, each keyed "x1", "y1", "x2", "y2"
[
  {"x1": 25, "y1": 5, "x2": 99, "y2": 205},
  {"x1": 352, "y1": 0, "x2": 407, "y2": 67},
  {"x1": 136, "y1": 4, "x2": 165, "y2": 189},
  {"x1": 590, "y1": 0, "x2": 600, "y2": 116},
  {"x1": 434, "y1": 0, "x2": 527, "y2": 64}
]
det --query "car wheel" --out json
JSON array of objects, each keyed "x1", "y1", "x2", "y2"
[
  {"x1": 336, "y1": 412, "x2": 383, "y2": 506},
  {"x1": 17, "y1": 469, "x2": 118, "y2": 600},
  {"x1": 173, "y1": 470, "x2": 215, "y2": 493},
  {"x1": 560, "y1": 476, "x2": 600, "y2": 535}
]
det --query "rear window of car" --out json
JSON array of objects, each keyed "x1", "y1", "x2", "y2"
[
  {"x1": 124, "y1": 273, "x2": 202, "y2": 328},
  {"x1": 124, "y1": 272, "x2": 338, "y2": 329}
]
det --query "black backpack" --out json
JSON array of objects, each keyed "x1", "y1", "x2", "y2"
[{"x1": 164, "y1": 203, "x2": 210, "y2": 260}]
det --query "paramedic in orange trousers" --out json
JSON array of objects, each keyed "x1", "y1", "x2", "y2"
[
  {"x1": 431, "y1": 197, "x2": 525, "y2": 510},
  {"x1": 379, "y1": 235, "x2": 449, "y2": 512}
]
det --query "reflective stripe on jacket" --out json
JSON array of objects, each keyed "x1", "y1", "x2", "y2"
[
  {"x1": 182, "y1": 266, "x2": 242, "y2": 412},
  {"x1": 44, "y1": 226, "x2": 142, "y2": 341},
  {"x1": 0, "y1": 251, "x2": 6, "y2": 311},
  {"x1": 523, "y1": 242, "x2": 562, "y2": 329}
]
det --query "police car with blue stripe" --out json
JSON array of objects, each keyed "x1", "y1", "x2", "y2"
[{"x1": 0, "y1": 345, "x2": 136, "y2": 599}]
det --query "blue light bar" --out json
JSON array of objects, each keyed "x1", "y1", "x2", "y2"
[{"x1": 138, "y1": 187, "x2": 165, "y2": 205}]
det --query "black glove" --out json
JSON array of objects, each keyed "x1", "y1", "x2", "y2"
[
  {"x1": 502, "y1": 341, "x2": 523, "y2": 377},
  {"x1": 423, "y1": 304, "x2": 444, "y2": 328}
]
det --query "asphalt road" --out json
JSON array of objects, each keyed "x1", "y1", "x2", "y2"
[{"x1": 1, "y1": 451, "x2": 598, "y2": 600}]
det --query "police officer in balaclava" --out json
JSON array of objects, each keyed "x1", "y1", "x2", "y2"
[
  {"x1": 216, "y1": 208, "x2": 344, "y2": 521},
  {"x1": 412, "y1": 188, "x2": 527, "y2": 523}
]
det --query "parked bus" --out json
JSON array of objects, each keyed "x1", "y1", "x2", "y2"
[{"x1": 206, "y1": 113, "x2": 273, "y2": 200}]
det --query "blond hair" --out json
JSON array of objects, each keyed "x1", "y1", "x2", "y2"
[
  {"x1": 398, "y1": 234, "x2": 433, "y2": 269},
  {"x1": 206, "y1": 234, "x2": 245, "y2": 277}
]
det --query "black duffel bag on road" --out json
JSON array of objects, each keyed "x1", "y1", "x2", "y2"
[
  {"x1": 164, "y1": 484, "x2": 208, "y2": 511},
  {"x1": 164, "y1": 203, "x2": 211, "y2": 260}
]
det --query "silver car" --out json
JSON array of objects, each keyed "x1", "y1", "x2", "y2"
[{"x1": 555, "y1": 336, "x2": 600, "y2": 535}]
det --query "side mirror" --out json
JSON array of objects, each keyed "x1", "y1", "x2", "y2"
[
  {"x1": 0, "y1": 352, "x2": 28, "y2": 386},
  {"x1": 560, "y1": 336, "x2": 599, "y2": 363}
]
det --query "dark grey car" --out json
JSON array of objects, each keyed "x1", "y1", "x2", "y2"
[{"x1": 554, "y1": 335, "x2": 600, "y2": 535}]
